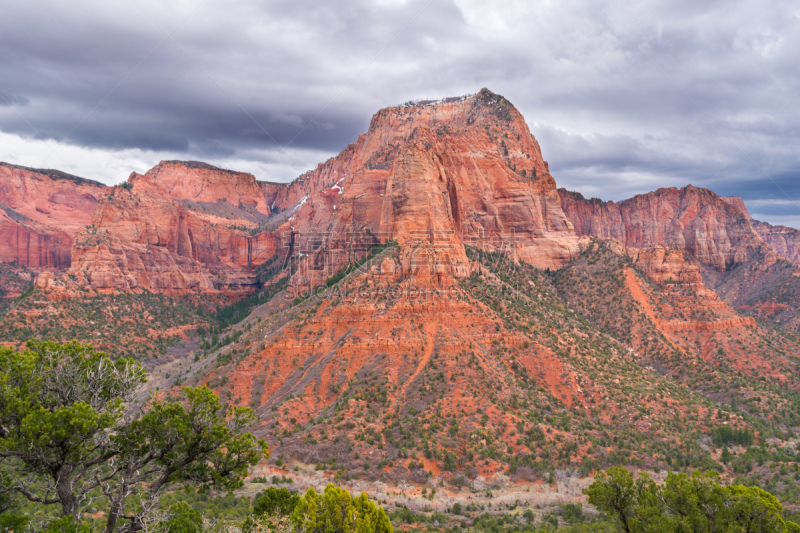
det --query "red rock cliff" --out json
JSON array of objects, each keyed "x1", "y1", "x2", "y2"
[
  {"x1": 559, "y1": 186, "x2": 767, "y2": 270},
  {"x1": 751, "y1": 220, "x2": 800, "y2": 263},
  {"x1": 720, "y1": 195, "x2": 800, "y2": 263},
  {"x1": 67, "y1": 162, "x2": 280, "y2": 295},
  {"x1": 0, "y1": 163, "x2": 108, "y2": 269},
  {"x1": 129, "y1": 160, "x2": 271, "y2": 215}
]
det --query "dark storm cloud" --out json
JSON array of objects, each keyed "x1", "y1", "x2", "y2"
[
  {"x1": 0, "y1": 0, "x2": 448, "y2": 154},
  {"x1": 0, "y1": 0, "x2": 798, "y2": 227}
]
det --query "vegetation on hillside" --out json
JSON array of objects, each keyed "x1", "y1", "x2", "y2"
[{"x1": 0, "y1": 290, "x2": 213, "y2": 360}]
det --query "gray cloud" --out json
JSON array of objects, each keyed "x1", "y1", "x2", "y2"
[{"x1": 0, "y1": 0, "x2": 798, "y2": 227}]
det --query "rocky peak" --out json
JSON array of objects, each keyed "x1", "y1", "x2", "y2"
[
  {"x1": 278, "y1": 89, "x2": 580, "y2": 286},
  {"x1": 365, "y1": 88, "x2": 550, "y2": 177},
  {"x1": 720, "y1": 196, "x2": 751, "y2": 219},
  {"x1": 128, "y1": 160, "x2": 270, "y2": 215}
]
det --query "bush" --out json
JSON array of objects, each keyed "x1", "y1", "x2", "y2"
[
  {"x1": 253, "y1": 487, "x2": 300, "y2": 517},
  {"x1": 585, "y1": 467, "x2": 799, "y2": 533},
  {"x1": 291, "y1": 484, "x2": 392, "y2": 533}
]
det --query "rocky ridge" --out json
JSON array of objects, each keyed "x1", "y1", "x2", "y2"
[
  {"x1": 558, "y1": 187, "x2": 800, "y2": 328},
  {"x1": 558, "y1": 186, "x2": 771, "y2": 271}
]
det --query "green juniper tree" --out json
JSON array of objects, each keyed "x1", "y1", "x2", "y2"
[
  {"x1": 291, "y1": 484, "x2": 392, "y2": 533},
  {"x1": 585, "y1": 467, "x2": 800, "y2": 533},
  {"x1": 0, "y1": 340, "x2": 267, "y2": 532}
]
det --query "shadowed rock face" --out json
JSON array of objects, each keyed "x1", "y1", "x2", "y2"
[{"x1": 0, "y1": 163, "x2": 108, "y2": 269}]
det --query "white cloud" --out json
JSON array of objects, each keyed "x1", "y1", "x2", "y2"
[{"x1": 0, "y1": 131, "x2": 333, "y2": 184}]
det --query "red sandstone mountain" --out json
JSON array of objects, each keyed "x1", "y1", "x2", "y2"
[
  {"x1": 2, "y1": 88, "x2": 799, "y2": 331},
  {"x1": 7, "y1": 89, "x2": 797, "y2": 301},
  {"x1": 0, "y1": 163, "x2": 108, "y2": 269},
  {"x1": 268, "y1": 90, "x2": 581, "y2": 288},
  {"x1": 28, "y1": 90, "x2": 585, "y2": 296}
]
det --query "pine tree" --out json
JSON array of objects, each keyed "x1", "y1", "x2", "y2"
[{"x1": 721, "y1": 445, "x2": 732, "y2": 464}]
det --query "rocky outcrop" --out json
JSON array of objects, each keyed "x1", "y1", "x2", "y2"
[
  {"x1": 559, "y1": 186, "x2": 766, "y2": 271},
  {"x1": 628, "y1": 245, "x2": 703, "y2": 284},
  {"x1": 0, "y1": 163, "x2": 108, "y2": 269}
]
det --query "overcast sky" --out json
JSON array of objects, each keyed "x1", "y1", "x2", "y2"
[{"x1": 1, "y1": 0, "x2": 798, "y2": 227}]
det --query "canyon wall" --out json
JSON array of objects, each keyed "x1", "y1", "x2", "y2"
[
  {"x1": 0, "y1": 163, "x2": 108, "y2": 269},
  {"x1": 67, "y1": 162, "x2": 281, "y2": 294},
  {"x1": 559, "y1": 186, "x2": 769, "y2": 270}
]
